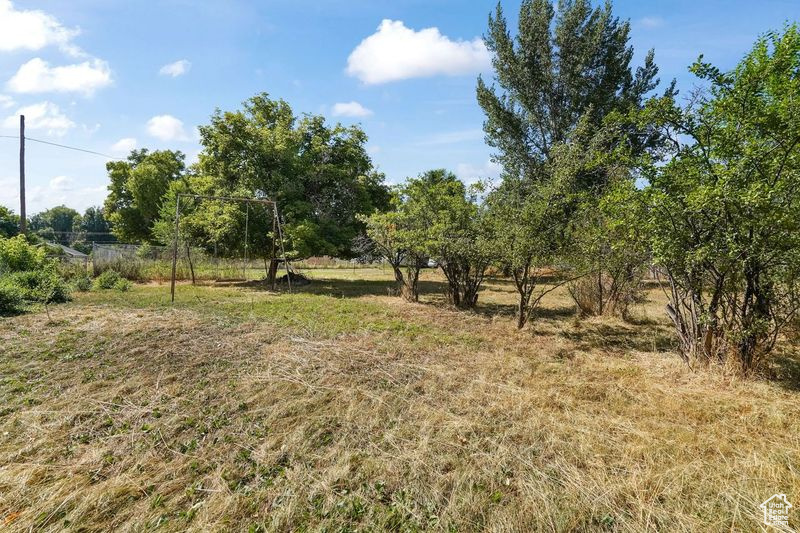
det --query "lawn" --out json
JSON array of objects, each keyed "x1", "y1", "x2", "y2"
[{"x1": 1, "y1": 269, "x2": 798, "y2": 532}]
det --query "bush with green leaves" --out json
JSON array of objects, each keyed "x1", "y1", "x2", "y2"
[
  {"x1": 0, "y1": 235, "x2": 71, "y2": 311},
  {"x1": 113, "y1": 278, "x2": 132, "y2": 292},
  {"x1": 73, "y1": 276, "x2": 92, "y2": 292},
  {"x1": 0, "y1": 281, "x2": 23, "y2": 314},
  {"x1": 0, "y1": 234, "x2": 47, "y2": 273},
  {"x1": 643, "y1": 26, "x2": 800, "y2": 373},
  {"x1": 93, "y1": 269, "x2": 122, "y2": 290},
  {"x1": 7, "y1": 269, "x2": 71, "y2": 304}
]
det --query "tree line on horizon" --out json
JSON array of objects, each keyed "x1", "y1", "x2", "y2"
[{"x1": 2, "y1": 0, "x2": 798, "y2": 375}]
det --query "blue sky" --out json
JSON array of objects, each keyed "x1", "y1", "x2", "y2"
[{"x1": 0, "y1": 0, "x2": 797, "y2": 214}]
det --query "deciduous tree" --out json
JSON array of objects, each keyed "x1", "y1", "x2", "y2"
[
  {"x1": 644, "y1": 26, "x2": 800, "y2": 373},
  {"x1": 105, "y1": 149, "x2": 186, "y2": 243}
]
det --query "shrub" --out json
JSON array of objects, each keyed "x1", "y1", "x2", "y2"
[
  {"x1": 73, "y1": 276, "x2": 92, "y2": 292},
  {"x1": 644, "y1": 27, "x2": 800, "y2": 373},
  {"x1": 0, "y1": 235, "x2": 47, "y2": 273},
  {"x1": 113, "y1": 278, "x2": 132, "y2": 292},
  {"x1": 94, "y1": 270, "x2": 122, "y2": 290},
  {"x1": 0, "y1": 281, "x2": 23, "y2": 314},
  {"x1": 7, "y1": 269, "x2": 71, "y2": 304}
]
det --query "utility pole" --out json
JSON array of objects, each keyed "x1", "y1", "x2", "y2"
[{"x1": 19, "y1": 114, "x2": 26, "y2": 234}]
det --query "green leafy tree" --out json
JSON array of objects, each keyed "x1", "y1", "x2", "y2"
[
  {"x1": 477, "y1": 0, "x2": 663, "y2": 185},
  {"x1": 105, "y1": 149, "x2": 186, "y2": 243},
  {"x1": 28, "y1": 205, "x2": 82, "y2": 245},
  {"x1": 644, "y1": 26, "x2": 800, "y2": 373},
  {"x1": 477, "y1": 0, "x2": 669, "y2": 316},
  {"x1": 65, "y1": 206, "x2": 115, "y2": 253},
  {"x1": 360, "y1": 195, "x2": 428, "y2": 302},
  {"x1": 484, "y1": 168, "x2": 576, "y2": 328},
  {"x1": 196, "y1": 93, "x2": 389, "y2": 280},
  {"x1": 363, "y1": 170, "x2": 493, "y2": 307},
  {"x1": 79, "y1": 206, "x2": 112, "y2": 235},
  {"x1": 568, "y1": 176, "x2": 649, "y2": 319},
  {"x1": 403, "y1": 170, "x2": 491, "y2": 308},
  {"x1": 0, "y1": 206, "x2": 20, "y2": 238}
]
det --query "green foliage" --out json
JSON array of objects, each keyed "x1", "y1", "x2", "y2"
[
  {"x1": 0, "y1": 281, "x2": 23, "y2": 314},
  {"x1": 0, "y1": 235, "x2": 71, "y2": 310},
  {"x1": 79, "y1": 206, "x2": 112, "y2": 234},
  {"x1": 363, "y1": 169, "x2": 491, "y2": 306},
  {"x1": 0, "y1": 235, "x2": 47, "y2": 273},
  {"x1": 405, "y1": 170, "x2": 491, "y2": 307},
  {"x1": 484, "y1": 172, "x2": 574, "y2": 328},
  {"x1": 360, "y1": 193, "x2": 427, "y2": 302},
  {"x1": 477, "y1": 0, "x2": 665, "y2": 185},
  {"x1": 7, "y1": 269, "x2": 71, "y2": 304},
  {"x1": 29, "y1": 205, "x2": 81, "y2": 246},
  {"x1": 73, "y1": 276, "x2": 92, "y2": 292},
  {"x1": 105, "y1": 149, "x2": 186, "y2": 243},
  {"x1": 0, "y1": 205, "x2": 20, "y2": 238},
  {"x1": 568, "y1": 178, "x2": 649, "y2": 318},
  {"x1": 94, "y1": 269, "x2": 123, "y2": 290},
  {"x1": 195, "y1": 93, "x2": 389, "y2": 262},
  {"x1": 113, "y1": 278, "x2": 132, "y2": 292},
  {"x1": 643, "y1": 25, "x2": 800, "y2": 372},
  {"x1": 477, "y1": 0, "x2": 668, "y2": 326}
]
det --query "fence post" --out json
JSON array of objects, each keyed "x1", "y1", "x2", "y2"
[{"x1": 170, "y1": 195, "x2": 181, "y2": 303}]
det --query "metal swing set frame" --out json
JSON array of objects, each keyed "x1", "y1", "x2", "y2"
[{"x1": 169, "y1": 193, "x2": 293, "y2": 302}]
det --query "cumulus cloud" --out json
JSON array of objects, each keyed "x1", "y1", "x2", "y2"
[
  {"x1": 346, "y1": 19, "x2": 491, "y2": 84},
  {"x1": 111, "y1": 137, "x2": 137, "y2": 153},
  {"x1": 49, "y1": 175, "x2": 73, "y2": 190},
  {"x1": 0, "y1": 175, "x2": 106, "y2": 214},
  {"x1": 0, "y1": 94, "x2": 14, "y2": 109},
  {"x1": 456, "y1": 160, "x2": 502, "y2": 185},
  {"x1": 7, "y1": 58, "x2": 112, "y2": 96},
  {"x1": 146, "y1": 114, "x2": 187, "y2": 141},
  {"x1": 331, "y1": 101, "x2": 373, "y2": 118},
  {"x1": 2, "y1": 101, "x2": 74, "y2": 136},
  {"x1": 159, "y1": 59, "x2": 191, "y2": 77},
  {"x1": 0, "y1": 0, "x2": 82, "y2": 56}
]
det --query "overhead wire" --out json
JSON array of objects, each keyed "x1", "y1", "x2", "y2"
[{"x1": 0, "y1": 134, "x2": 124, "y2": 160}]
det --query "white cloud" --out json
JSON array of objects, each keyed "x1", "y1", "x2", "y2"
[
  {"x1": 7, "y1": 58, "x2": 112, "y2": 96},
  {"x1": 2, "y1": 101, "x2": 74, "y2": 136},
  {"x1": 0, "y1": 0, "x2": 82, "y2": 56},
  {"x1": 331, "y1": 101, "x2": 373, "y2": 118},
  {"x1": 0, "y1": 175, "x2": 106, "y2": 214},
  {"x1": 49, "y1": 175, "x2": 73, "y2": 190},
  {"x1": 639, "y1": 17, "x2": 664, "y2": 29},
  {"x1": 111, "y1": 137, "x2": 137, "y2": 153},
  {"x1": 0, "y1": 94, "x2": 14, "y2": 109},
  {"x1": 346, "y1": 19, "x2": 491, "y2": 84},
  {"x1": 423, "y1": 129, "x2": 484, "y2": 146},
  {"x1": 159, "y1": 59, "x2": 191, "y2": 77},
  {"x1": 146, "y1": 114, "x2": 187, "y2": 141},
  {"x1": 456, "y1": 160, "x2": 502, "y2": 185}
]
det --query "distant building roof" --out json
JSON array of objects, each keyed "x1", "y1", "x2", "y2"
[{"x1": 46, "y1": 242, "x2": 88, "y2": 258}]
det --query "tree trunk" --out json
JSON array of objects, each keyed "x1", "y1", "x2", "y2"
[
  {"x1": 185, "y1": 243, "x2": 196, "y2": 285},
  {"x1": 403, "y1": 266, "x2": 420, "y2": 302},
  {"x1": 517, "y1": 297, "x2": 527, "y2": 329},
  {"x1": 267, "y1": 258, "x2": 280, "y2": 289}
]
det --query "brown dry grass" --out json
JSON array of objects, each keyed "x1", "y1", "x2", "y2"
[{"x1": 1, "y1": 271, "x2": 798, "y2": 532}]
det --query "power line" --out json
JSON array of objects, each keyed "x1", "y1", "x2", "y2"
[
  {"x1": 24, "y1": 136, "x2": 124, "y2": 160},
  {"x1": 0, "y1": 133, "x2": 125, "y2": 160}
]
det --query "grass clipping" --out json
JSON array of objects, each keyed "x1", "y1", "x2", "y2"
[{"x1": 0, "y1": 283, "x2": 798, "y2": 531}]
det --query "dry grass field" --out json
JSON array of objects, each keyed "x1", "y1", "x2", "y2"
[{"x1": 1, "y1": 268, "x2": 798, "y2": 532}]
